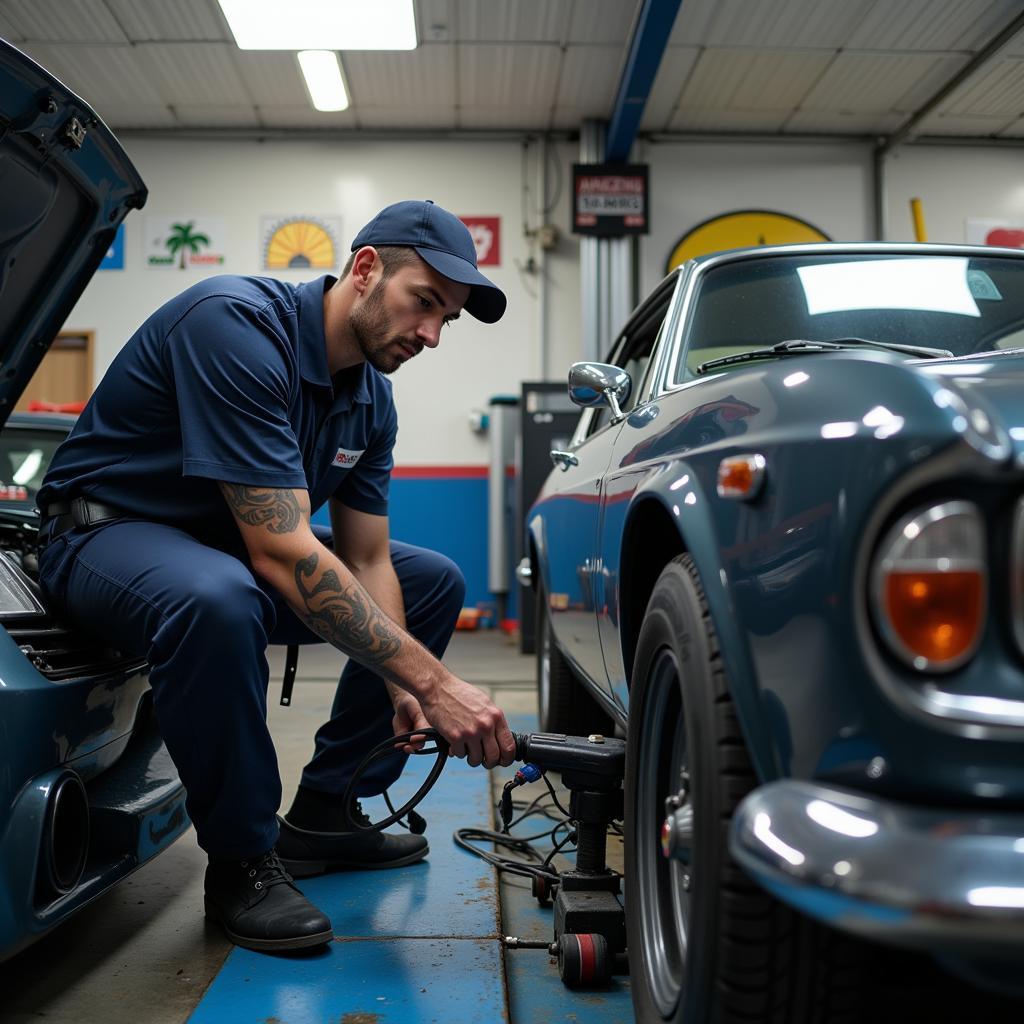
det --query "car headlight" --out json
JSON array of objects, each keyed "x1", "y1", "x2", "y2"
[
  {"x1": 0, "y1": 552, "x2": 44, "y2": 618},
  {"x1": 871, "y1": 500, "x2": 986, "y2": 672}
]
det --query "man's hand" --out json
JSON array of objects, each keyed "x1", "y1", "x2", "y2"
[
  {"x1": 419, "y1": 676, "x2": 517, "y2": 769},
  {"x1": 389, "y1": 686, "x2": 431, "y2": 754}
]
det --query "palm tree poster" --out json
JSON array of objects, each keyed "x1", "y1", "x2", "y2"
[{"x1": 145, "y1": 216, "x2": 226, "y2": 268}]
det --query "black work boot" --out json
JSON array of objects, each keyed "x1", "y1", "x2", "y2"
[
  {"x1": 277, "y1": 785, "x2": 429, "y2": 878},
  {"x1": 204, "y1": 848, "x2": 333, "y2": 951}
]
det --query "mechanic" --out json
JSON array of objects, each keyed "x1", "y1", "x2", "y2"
[{"x1": 35, "y1": 200, "x2": 518, "y2": 953}]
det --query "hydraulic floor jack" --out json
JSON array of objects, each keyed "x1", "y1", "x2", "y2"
[
  {"x1": 344, "y1": 727, "x2": 628, "y2": 988},
  {"x1": 506, "y1": 732, "x2": 628, "y2": 988}
]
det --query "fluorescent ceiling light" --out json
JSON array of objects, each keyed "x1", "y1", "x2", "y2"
[
  {"x1": 298, "y1": 50, "x2": 349, "y2": 111},
  {"x1": 218, "y1": 0, "x2": 417, "y2": 50}
]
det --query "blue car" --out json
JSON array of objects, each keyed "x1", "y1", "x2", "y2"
[
  {"x1": 0, "y1": 42, "x2": 187, "y2": 962},
  {"x1": 524, "y1": 243, "x2": 1024, "y2": 1021}
]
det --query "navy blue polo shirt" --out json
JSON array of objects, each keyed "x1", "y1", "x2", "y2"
[{"x1": 38, "y1": 274, "x2": 397, "y2": 544}]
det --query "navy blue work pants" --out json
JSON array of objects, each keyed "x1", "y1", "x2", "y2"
[{"x1": 37, "y1": 520, "x2": 465, "y2": 859}]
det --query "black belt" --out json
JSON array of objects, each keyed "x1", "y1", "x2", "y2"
[{"x1": 41, "y1": 497, "x2": 125, "y2": 537}]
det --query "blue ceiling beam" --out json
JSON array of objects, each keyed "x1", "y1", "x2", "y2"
[{"x1": 605, "y1": 0, "x2": 684, "y2": 163}]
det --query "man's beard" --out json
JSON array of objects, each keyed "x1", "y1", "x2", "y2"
[{"x1": 349, "y1": 280, "x2": 419, "y2": 375}]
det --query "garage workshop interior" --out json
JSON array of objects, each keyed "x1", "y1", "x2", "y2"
[{"x1": 3, "y1": 1, "x2": 1024, "y2": 1022}]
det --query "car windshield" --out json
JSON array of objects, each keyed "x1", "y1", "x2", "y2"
[
  {"x1": 0, "y1": 426, "x2": 64, "y2": 507},
  {"x1": 674, "y1": 253, "x2": 1024, "y2": 382}
]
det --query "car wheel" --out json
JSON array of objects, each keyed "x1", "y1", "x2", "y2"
[
  {"x1": 625, "y1": 554, "x2": 865, "y2": 1024},
  {"x1": 536, "y1": 581, "x2": 613, "y2": 736}
]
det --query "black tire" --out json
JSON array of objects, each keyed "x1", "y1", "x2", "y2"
[
  {"x1": 536, "y1": 581, "x2": 614, "y2": 736},
  {"x1": 624, "y1": 554, "x2": 865, "y2": 1024}
]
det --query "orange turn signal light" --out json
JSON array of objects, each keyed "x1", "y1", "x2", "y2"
[
  {"x1": 884, "y1": 570, "x2": 984, "y2": 665},
  {"x1": 717, "y1": 454, "x2": 766, "y2": 500}
]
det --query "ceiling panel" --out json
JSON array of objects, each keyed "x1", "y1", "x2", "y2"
[
  {"x1": 914, "y1": 112, "x2": 1018, "y2": 135},
  {"x1": 458, "y1": 105, "x2": 555, "y2": 129},
  {"x1": 801, "y1": 52, "x2": 969, "y2": 114},
  {"x1": 847, "y1": 0, "x2": 1023, "y2": 51},
  {"x1": 641, "y1": 46, "x2": 701, "y2": 130},
  {"x1": 138, "y1": 42, "x2": 252, "y2": 107},
  {"x1": 415, "y1": 0, "x2": 455, "y2": 43},
  {"x1": 102, "y1": 104, "x2": 179, "y2": 129},
  {"x1": 669, "y1": 107, "x2": 791, "y2": 133},
  {"x1": 256, "y1": 104, "x2": 359, "y2": 130},
  {"x1": 565, "y1": 0, "x2": 638, "y2": 45},
  {"x1": 700, "y1": 0, "x2": 875, "y2": 49},
  {"x1": 456, "y1": 0, "x2": 571, "y2": 43},
  {"x1": 355, "y1": 105, "x2": 457, "y2": 129},
  {"x1": 680, "y1": 49, "x2": 834, "y2": 111},
  {"x1": 173, "y1": 102, "x2": 260, "y2": 127},
  {"x1": 345, "y1": 45, "x2": 456, "y2": 109},
  {"x1": 16, "y1": 42, "x2": 167, "y2": 108},
  {"x1": 996, "y1": 115, "x2": 1024, "y2": 136},
  {"x1": 0, "y1": 0, "x2": 129, "y2": 43},
  {"x1": 667, "y1": 0, "x2": 727, "y2": 47},
  {"x1": 232, "y1": 51, "x2": 309, "y2": 107},
  {"x1": 937, "y1": 56, "x2": 1024, "y2": 116},
  {"x1": 0, "y1": 13, "x2": 25, "y2": 41},
  {"x1": 554, "y1": 45, "x2": 621, "y2": 112},
  {"x1": 104, "y1": 0, "x2": 232, "y2": 43},
  {"x1": 784, "y1": 109, "x2": 904, "y2": 134},
  {"x1": 457, "y1": 43, "x2": 561, "y2": 108}
]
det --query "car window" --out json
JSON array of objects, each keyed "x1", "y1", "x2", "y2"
[
  {"x1": 583, "y1": 287, "x2": 673, "y2": 440},
  {"x1": 672, "y1": 253, "x2": 1024, "y2": 383},
  {"x1": 0, "y1": 427, "x2": 65, "y2": 505}
]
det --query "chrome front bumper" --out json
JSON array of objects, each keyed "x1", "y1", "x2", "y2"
[{"x1": 729, "y1": 779, "x2": 1024, "y2": 952}]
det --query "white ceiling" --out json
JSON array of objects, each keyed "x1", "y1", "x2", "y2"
[{"x1": 3, "y1": 0, "x2": 1024, "y2": 141}]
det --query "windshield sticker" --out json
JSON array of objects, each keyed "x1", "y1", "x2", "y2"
[{"x1": 967, "y1": 270, "x2": 1002, "y2": 301}]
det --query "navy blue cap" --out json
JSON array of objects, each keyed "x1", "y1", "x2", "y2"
[{"x1": 351, "y1": 200, "x2": 506, "y2": 323}]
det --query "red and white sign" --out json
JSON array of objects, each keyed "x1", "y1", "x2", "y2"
[
  {"x1": 966, "y1": 218, "x2": 1024, "y2": 249},
  {"x1": 460, "y1": 217, "x2": 501, "y2": 266}
]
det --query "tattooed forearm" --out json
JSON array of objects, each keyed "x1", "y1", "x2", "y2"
[
  {"x1": 294, "y1": 551, "x2": 402, "y2": 668},
  {"x1": 220, "y1": 484, "x2": 303, "y2": 534}
]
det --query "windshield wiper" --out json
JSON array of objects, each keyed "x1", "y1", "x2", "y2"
[{"x1": 695, "y1": 337, "x2": 954, "y2": 375}]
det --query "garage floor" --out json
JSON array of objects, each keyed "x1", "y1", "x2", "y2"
[{"x1": 0, "y1": 631, "x2": 633, "y2": 1024}]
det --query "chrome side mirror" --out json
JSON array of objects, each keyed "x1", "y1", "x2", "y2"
[{"x1": 568, "y1": 362, "x2": 632, "y2": 420}]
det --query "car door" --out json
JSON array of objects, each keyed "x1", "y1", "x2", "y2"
[
  {"x1": 543, "y1": 275, "x2": 683, "y2": 699},
  {"x1": 594, "y1": 274, "x2": 686, "y2": 712},
  {"x1": 538, "y1": 383, "x2": 622, "y2": 688}
]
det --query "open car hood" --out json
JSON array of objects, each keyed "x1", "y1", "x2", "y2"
[{"x1": 0, "y1": 39, "x2": 146, "y2": 428}]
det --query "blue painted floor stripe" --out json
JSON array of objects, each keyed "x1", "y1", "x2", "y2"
[
  {"x1": 189, "y1": 721, "x2": 634, "y2": 1023},
  {"x1": 188, "y1": 750, "x2": 507, "y2": 1024}
]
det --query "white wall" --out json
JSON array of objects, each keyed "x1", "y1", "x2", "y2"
[
  {"x1": 65, "y1": 136, "x2": 581, "y2": 466},
  {"x1": 64, "y1": 134, "x2": 1024, "y2": 467},
  {"x1": 639, "y1": 140, "x2": 876, "y2": 294},
  {"x1": 883, "y1": 144, "x2": 1024, "y2": 244}
]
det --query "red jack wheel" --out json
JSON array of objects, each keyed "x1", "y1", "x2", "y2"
[{"x1": 557, "y1": 932, "x2": 610, "y2": 989}]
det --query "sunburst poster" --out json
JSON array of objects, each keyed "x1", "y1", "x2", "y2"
[{"x1": 261, "y1": 216, "x2": 342, "y2": 270}]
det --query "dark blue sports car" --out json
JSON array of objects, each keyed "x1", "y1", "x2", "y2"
[
  {"x1": 524, "y1": 243, "x2": 1024, "y2": 1021},
  {"x1": 0, "y1": 41, "x2": 187, "y2": 962}
]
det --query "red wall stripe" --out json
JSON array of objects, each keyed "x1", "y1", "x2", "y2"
[{"x1": 392, "y1": 465, "x2": 491, "y2": 479}]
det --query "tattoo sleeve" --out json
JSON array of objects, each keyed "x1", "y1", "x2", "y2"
[
  {"x1": 294, "y1": 550, "x2": 402, "y2": 670},
  {"x1": 220, "y1": 484, "x2": 303, "y2": 534}
]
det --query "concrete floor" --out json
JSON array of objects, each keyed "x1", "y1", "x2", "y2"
[{"x1": 0, "y1": 630, "x2": 536, "y2": 1024}]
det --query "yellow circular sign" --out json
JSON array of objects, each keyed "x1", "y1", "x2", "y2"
[
  {"x1": 666, "y1": 210, "x2": 830, "y2": 272},
  {"x1": 265, "y1": 218, "x2": 337, "y2": 269}
]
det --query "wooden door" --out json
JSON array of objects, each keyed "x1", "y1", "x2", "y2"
[{"x1": 14, "y1": 330, "x2": 93, "y2": 412}]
